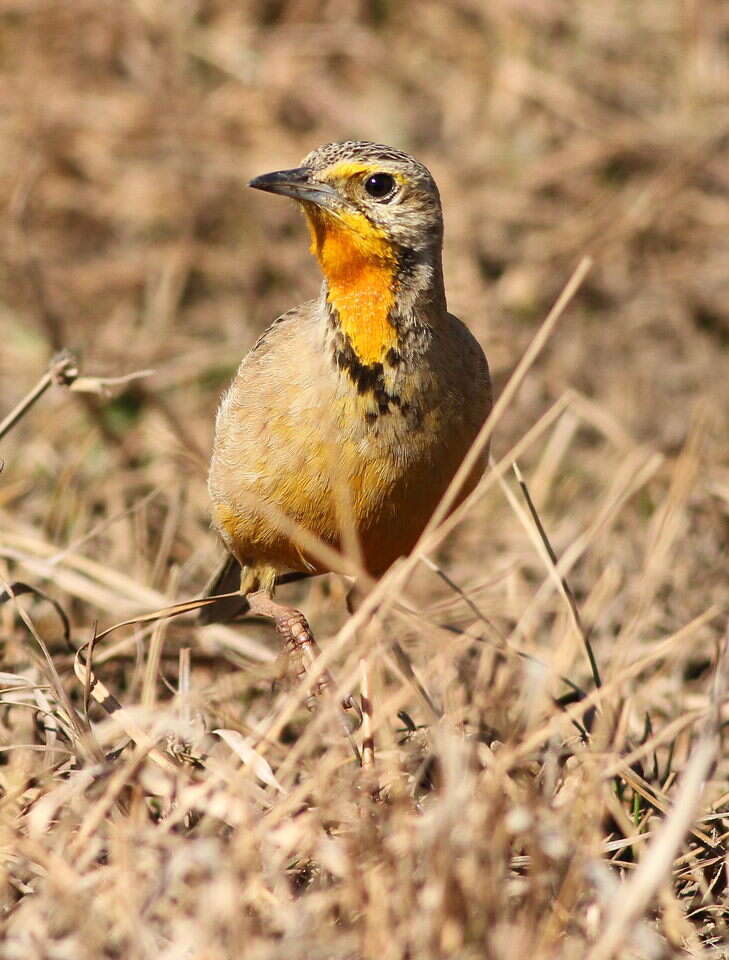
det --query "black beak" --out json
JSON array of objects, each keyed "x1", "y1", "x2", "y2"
[{"x1": 248, "y1": 167, "x2": 339, "y2": 209}]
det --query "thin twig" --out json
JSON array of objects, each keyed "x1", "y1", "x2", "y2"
[
  {"x1": 70, "y1": 369, "x2": 156, "y2": 396},
  {"x1": 0, "y1": 350, "x2": 155, "y2": 443},
  {"x1": 0, "y1": 351, "x2": 78, "y2": 442},
  {"x1": 360, "y1": 659, "x2": 375, "y2": 770},
  {"x1": 512, "y1": 461, "x2": 602, "y2": 689},
  {"x1": 418, "y1": 554, "x2": 496, "y2": 629}
]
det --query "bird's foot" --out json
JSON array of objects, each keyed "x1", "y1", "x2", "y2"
[{"x1": 247, "y1": 591, "x2": 329, "y2": 702}]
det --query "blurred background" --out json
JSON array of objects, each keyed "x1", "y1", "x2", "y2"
[
  {"x1": 2, "y1": 3, "x2": 729, "y2": 954},
  {"x1": 0, "y1": 0, "x2": 727, "y2": 657}
]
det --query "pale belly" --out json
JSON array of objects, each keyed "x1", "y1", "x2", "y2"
[{"x1": 210, "y1": 397, "x2": 486, "y2": 578}]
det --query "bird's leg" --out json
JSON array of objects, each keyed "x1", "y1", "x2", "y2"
[
  {"x1": 246, "y1": 591, "x2": 331, "y2": 701},
  {"x1": 245, "y1": 591, "x2": 363, "y2": 766}
]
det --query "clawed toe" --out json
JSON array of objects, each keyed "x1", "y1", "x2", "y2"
[{"x1": 275, "y1": 609, "x2": 314, "y2": 653}]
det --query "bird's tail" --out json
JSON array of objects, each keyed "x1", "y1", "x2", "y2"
[{"x1": 197, "y1": 553, "x2": 249, "y2": 625}]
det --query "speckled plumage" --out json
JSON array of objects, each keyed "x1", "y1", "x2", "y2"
[{"x1": 207, "y1": 140, "x2": 491, "y2": 606}]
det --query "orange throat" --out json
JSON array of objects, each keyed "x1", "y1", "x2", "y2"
[{"x1": 305, "y1": 206, "x2": 398, "y2": 365}]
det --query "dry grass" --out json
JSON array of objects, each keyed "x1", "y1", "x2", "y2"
[{"x1": 1, "y1": 1, "x2": 728, "y2": 957}]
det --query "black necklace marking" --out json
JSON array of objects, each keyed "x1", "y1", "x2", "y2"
[
  {"x1": 332, "y1": 339, "x2": 397, "y2": 413},
  {"x1": 331, "y1": 335, "x2": 423, "y2": 429}
]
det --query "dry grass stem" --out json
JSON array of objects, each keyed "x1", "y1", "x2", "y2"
[{"x1": 1, "y1": 3, "x2": 727, "y2": 957}]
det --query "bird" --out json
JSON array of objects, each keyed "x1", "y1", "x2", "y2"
[{"x1": 203, "y1": 140, "x2": 492, "y2": 658}]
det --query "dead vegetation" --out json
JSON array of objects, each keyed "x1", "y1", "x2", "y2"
[{"x1": 0, "y1": 1, "x2": 728, "y2": 957}]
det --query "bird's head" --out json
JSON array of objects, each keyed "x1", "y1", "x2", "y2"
[
  {"x1": 249, "y1": 142, "x2": 445, "y2": 365},
  {"x1": 249, "y1": 140, "x2": 443, "y2": 266}
]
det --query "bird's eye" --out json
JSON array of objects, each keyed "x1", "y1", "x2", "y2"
[{"x1": 363, "y1": 172, "x2": 396, "y2": 200}]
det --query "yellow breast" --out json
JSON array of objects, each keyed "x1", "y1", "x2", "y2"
[{"x1": 304, "y1": 205, "x2": 398, "y2": 365}]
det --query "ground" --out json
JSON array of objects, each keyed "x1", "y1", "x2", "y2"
[{"x1": 0, "y1": 2, "x2": 728, "y2": 957}]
